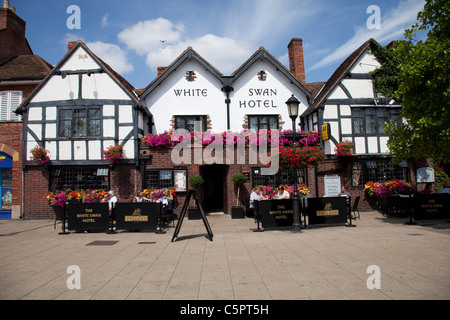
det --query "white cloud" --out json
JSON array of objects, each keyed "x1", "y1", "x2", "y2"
[
  {"x1": 118, "y1": 18, "x2": 185, "y2": 55},
  {"x1": 101, "y1": 14, "x2": 109, "y2": 28},
  {"x1": 118, "y1": 17, "x2": 257, "y2": 75},
  {"x1": 86, "y1": 41, "x2": 134, "y2": 74},
  {"x1": 310, "y1": 0, "x2": 424, "y2": 71},
  {"x1": 146, "y1": 34, "x2": 255, "y2": 74}
]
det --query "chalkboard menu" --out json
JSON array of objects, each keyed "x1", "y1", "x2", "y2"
[
  {"x1": 257, "y1": 199, "x2": 294, "y2": 228},
  {"x1": 115, "y1": 202, "x2": 161, "y2": 230},
  {"x1": 307, "y1": 197, "x2": 348, "y2": 225},
  {"x1": 67, "y1": 203, "x2": 110, "y2": 231}
]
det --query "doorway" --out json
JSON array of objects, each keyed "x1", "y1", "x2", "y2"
[{"x1": 201, "y1": 165, "x2": 227, "y2": 213}]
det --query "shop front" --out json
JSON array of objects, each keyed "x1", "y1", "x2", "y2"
[{"x1": 0, "y1": 152, "x2": 13, "y2": 220}]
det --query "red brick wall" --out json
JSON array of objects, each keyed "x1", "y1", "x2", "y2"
[{"x1": 23, "y1": 166, "x2": 50, "y2": 220}]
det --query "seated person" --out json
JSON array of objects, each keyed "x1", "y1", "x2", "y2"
[
  {"x1": 276, "y1": 185, "x2": 290, "y2": 199},
  {"x1": 250, "y1": 186, "x2": 265, "y2": 209},
  {"x1": 160, "y1": 189, "x2": 174, "y2": 210},
  {"x1": 423, "y1": 183, "x2": 433, "y2": 194},
  {"x1": 133, "y1": 192, "x2": 150, "y2": 203}
]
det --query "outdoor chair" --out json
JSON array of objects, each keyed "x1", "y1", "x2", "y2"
[{"x1": 351, "y1": 196, "x2": 360, "y2": 219}]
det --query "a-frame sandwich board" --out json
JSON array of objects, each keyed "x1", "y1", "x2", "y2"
[{"x1": 171, "y1": 189, "x2": 213, "y2": 242}]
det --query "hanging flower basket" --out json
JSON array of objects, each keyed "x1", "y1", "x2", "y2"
[
  {"x1": 334, "y1": 140, "x2": 354, "y2": 158},
  {"x1": 102, "y1": 144, "x2": 124, "y2": 163},
  {"x1": 30, "y1": 146, "x2": 50, "y2": 164},
  {"x1": 279, "y1": 146, "x2": 325, "y2": 169}
]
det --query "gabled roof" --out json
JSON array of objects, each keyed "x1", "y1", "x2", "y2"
[
  {"x1": 230, "y1": 46, "x2": 312, "y2": 99},
  {"x1": 139, "y1": 46, "x2": 226, "y2": 100},
  {"x1": 0, "y1": 54, "x2": 53, "y2": 82},
  {"x1": 301, "y1": 39, "x2": 378, "y2": 117},
  {"x1": 17, "y1": 40, "x2": 143, "y2": 114}
]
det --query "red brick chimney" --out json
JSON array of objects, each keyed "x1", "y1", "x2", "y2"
[
  {"x1": 288, "y1": 38, "x2": 306, "y2": 84},
  {"x1": 67, "y1": 41, "x2": 78, "y2": 52},
  {"x1": 157, "y1": 66, "x2": 168, "y2": 77},
  {"x1": 0, "y1": 5, "x2": 31, "y2": 61}
]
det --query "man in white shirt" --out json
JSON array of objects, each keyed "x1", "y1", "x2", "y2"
[
  {"x1": 107, "y1": 190, "x2": 118, "y2": 216},
  {"x1": 250, "y1": 186, "x2": 264, "y2": 209}
]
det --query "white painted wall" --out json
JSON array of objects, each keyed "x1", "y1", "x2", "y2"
[
  {"x1": 144, "y1": 59, "x2": 226, "y2": 133},
  {"x1": 230, "y1": 60, "x2": 309, "y2": 132}
]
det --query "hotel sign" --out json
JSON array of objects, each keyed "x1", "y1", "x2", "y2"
[
  {"x1": 307, "y1": 197, "x2": 347, "y2": 225},
  {"x1": 67, "y1": 203, "x2": 109, "y2": 231},
  {"x1": 115, "y1": 202, "x2": 162, "y2": 231}
]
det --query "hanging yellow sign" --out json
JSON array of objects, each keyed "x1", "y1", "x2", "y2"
[{"x1": 322, "y1": 123, "x2": 331, "y2": 141}]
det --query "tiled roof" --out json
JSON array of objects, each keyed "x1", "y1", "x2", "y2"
[{"x1": 0, "y1": 54, "x2": 53, "y2": 81}]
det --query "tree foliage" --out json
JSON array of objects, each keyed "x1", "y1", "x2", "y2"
[{"x1": 372, "y1": 0, "x2": 450, "y2": 166}]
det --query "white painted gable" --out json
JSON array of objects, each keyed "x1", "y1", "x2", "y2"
[
  {"x1": 144, "y1": 59, "x2": 226, "y2": 133},
  {"x1": 31, "y1": 47, "x2": 131, "y2": 103},
  {"x1": 230, "y1": 60, "x2": 309, "y2": 131}
]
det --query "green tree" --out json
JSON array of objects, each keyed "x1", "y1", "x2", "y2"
[{"x1": 373, "y1": 0, "x2": 450, "y2": 166}]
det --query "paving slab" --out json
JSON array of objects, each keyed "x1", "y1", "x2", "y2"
[{"x1": 0, "y1": 211, "x2": 449, "y2": 301}]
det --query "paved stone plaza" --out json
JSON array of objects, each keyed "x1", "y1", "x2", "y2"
[{"x1": 0, "y1": 211, "x2": 449, "y2": 300}]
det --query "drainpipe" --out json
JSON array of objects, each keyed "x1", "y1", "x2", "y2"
[{"x1": 222, "y1": 86, "x2": 234, "y2": 130}]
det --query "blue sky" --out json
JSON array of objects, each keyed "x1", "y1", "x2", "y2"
[{"x1": 11, "y1": 0, "x2": 425, "y2": 89}]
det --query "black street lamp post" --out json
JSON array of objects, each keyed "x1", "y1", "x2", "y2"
[{"x1": 286, "y1": 95, "x2": 301, "y2": 233}]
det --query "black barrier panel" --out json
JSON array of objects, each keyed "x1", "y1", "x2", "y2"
[
  {"x1": 67, "y1": 203, "x2": 110, "y2": 231},
  {"x1": 257, "y1": 200, "x2": 294, "y2": 228},
  {"x1": 115, "y1": 202, "x2": 161, "y2": 230},
  {"x1": 414, "y1": 194, "x2": 450, "y2": 220},
  {"x1": 307, "y1": 197, "x2": 348, "y2": 225}
]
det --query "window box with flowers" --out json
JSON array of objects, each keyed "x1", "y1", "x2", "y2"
[
  {"x1": 30, "y1": 146, "x2": 50, "y2": 165},
  {"x1": 335, "y1": 140, "x2": 354, "y2": 158},
  {"x1": 102, "y1": 144, "x2": 125, "y2": 163}
]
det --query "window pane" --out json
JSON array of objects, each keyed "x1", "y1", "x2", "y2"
[
  {"x1": 88, "y1": 109, "x2": 101, "y2": 136},
  {"x1": 73, "y1": 109, "x2": 87, "y2": 137},
  {"x1": 59, "y1": 110, "x2": 72, "y2": 137},
  {"x1": 353, "y1": 118, "x2": 364, "y2": 134},
  {"x1": 269, "y1": 116, "x2": 278, "y2": 130},
  {"x1": 175, "y1": 117, "x2": 185, "y2": 130},
  {"x1": 366, "y1": 115, "x2": 377, "y2": 134},
  {"x1": 352, "y1": 162, "x2": 363, "y2": 186},
  {"x1": 249, "y1": 117, "x2": 258, "y2": 132},
  {"x1": 377, "y1": 118, "x2": 387, "y2": 134}
]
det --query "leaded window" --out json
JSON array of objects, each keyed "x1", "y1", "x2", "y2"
[
  {"x1": 252, "y1": 167, "x2": 306, "y2": 188},
  {"x1": 248, "y1": 115, "x2": 279, "y2": 132},
  {"x1": 50, "y1": 167, "x2": 109, "y2": 191},
  {"x1": 175, "y1": 115, "x2": 207, "y2": 132},
  {"x1": 58, "y1": 107, "x2": 102, "y2": 138},
  {"x1": 351, "y1": 160, "x2": 410, "y2": 187},
  {"x1": 146, "y1": 170, "x2": 174, "y2": 189}
]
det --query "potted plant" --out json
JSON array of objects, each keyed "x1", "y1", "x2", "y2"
[
  {"x1": 231, "y1": 173, "x2": 247, "y2": 219},
  {"x1": 188, "y1": 175, "x2": 203, "y2": 220}
]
